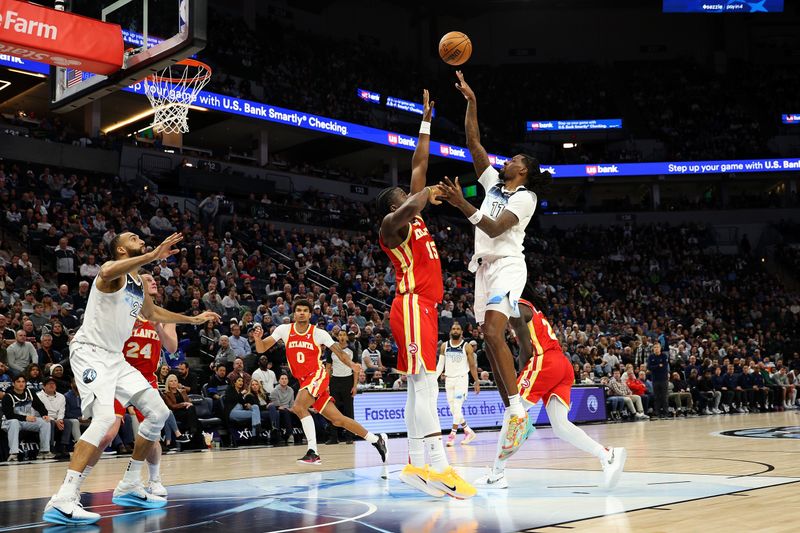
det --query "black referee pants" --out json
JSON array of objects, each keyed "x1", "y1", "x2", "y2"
[{"x1": 329, "y1": 375, "x2": 355, "y2": 442}]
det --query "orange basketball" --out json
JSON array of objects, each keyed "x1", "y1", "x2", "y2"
[{"x1": 439, "y1": 31, "x2": 472, "y2": 66}]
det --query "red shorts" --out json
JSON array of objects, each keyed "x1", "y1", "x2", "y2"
[
  {"x1": 517, "y1": 350, "x2": 574, "y2": 407},
  {"x1": 114, "y1": 379, "x2": 158, "y2": 422},
  {"x1": 299, "y1": 367, "x2": 333, "y2": 413},
  {"x1": 389, "y1": 294, "x2": 438, "y2": 374}
]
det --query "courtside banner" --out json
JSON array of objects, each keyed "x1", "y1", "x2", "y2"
[
  {"x1": 2, "y1": 54, "x2": 800, "y2": 177},
  {"x1": 353, "y1": 386, "x2": 606, "y2": 434},
  {"x1": 0, "y1": 0, "x2": 122, "y2": 75}
]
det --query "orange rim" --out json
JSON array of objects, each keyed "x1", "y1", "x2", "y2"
[{"x1": 147, "y1": 58, "x2": 212, "y2": 84}]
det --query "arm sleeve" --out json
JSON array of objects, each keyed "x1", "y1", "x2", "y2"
[
  {"x1": 32, "y1": 393, "x2": 49, "y2": 417},
  {"x1": 478, "y1": 166, "x2": 500, "y2": 190},
  {"x1": 504, "y1": 191, "x2": 536, "y2": 222},
  {"x1": 313, "y1": 328, "x2": 336, "y2": 348},
  {"x1": 269, "y1": 324, "x2": 290, "y2": 343},
  {"x1": 57, "y1": 395, "x2": 66, "y2": 420}
]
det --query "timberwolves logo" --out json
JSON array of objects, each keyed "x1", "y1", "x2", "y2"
[
  {"x1": 586, "y1": 394, "x2": 599, "y2": 413},
  {"x1": 719, "y1": 426, "x2": 800, "y2": 439},
  {"x1": 82, "y1": 368, "x2": 97, "y2": 384},
  {"x1": 408, "y1": 343, "x2": 418, "y2": 356}
]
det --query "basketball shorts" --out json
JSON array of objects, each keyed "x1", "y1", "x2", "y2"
[
  {"x1": 445, "y1": 374, "x2": 469, "y2": 406},
  {"x1": 389, "y1": 294, "x2": 438, "y2": 375},
  {"x1": 114, "y1": 379, "x2": 158, "y2": 422},
  {"x1": 299, "y1": 367, "x2": 333, "y2": 413},
  {"x1": 71, "y1": 342, "x2": 152, "y2": 419},
  {"x1": 517, "y1": 349, "x2": 574, "y2": 408},
  {"x1": 473, "y1": 256, "x2": 526, "y2": 324}
]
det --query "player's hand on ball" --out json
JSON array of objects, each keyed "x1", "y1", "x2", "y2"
[
  {"x1": 422, "y1": 89, "x2": 435, "y2": 122},
  {"x1": 195, "y1": 311, "x2": 221, "y2": 325},
  {"x1": 454, "y1": 71, "x2": 476, "y2": 102},
  {"x1": 437, "y1": 176, "x2": 465, "y2": 206},
  {"x1": 151, "y1": 232, "x2": 183, "y2": 261}
]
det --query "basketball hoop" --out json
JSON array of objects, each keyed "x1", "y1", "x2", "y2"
[{"x1": 143, "y1": 58, "x2": 212, "y2": 134}]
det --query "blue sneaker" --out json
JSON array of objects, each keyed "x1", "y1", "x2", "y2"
[
  {"x1": 498, "y1": 414, "x2": 535, "y2": 461},
  {"x1": 112, "y1": 481, "x2": 167, "y2": 508},
  {"x1": 42, "y1": 495, "x2": 101, "y2": 525}
]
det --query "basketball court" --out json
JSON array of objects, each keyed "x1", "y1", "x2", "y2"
[{"x1": 1, "y1": 412, "x2": 797, "y2": 532}]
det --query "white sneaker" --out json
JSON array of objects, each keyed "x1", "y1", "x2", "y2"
[
  {"x1": 601, "y1": 447, "x2": 627, "y2": 489},
  {"x1": 146, "y1": 479, "x2": 168, "y2": 498},
  {"x1": 712, "y1": 408, "x2": 722, "y2": 414},
  {"x1": 43, "y1": 495, "x2": 101, "y2": 525},
  {"x1": 473, "y1": 469, "x2": 508, "y2": 489},
  {"x1": 635, "y1": 413, "x2": 649, "y2": 420},
  {"x1": 112, "y1": 480, "x2": 167, "y2": 508},
  {"x1": 703, "y1": 408, "x2": 712, "y2": 415}
]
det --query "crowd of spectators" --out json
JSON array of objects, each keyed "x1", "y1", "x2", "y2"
[{"x1": 1, "y1": 152, "x2": 799, "y2": 460}]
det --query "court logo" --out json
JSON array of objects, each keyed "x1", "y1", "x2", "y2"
[
  {"x1": 408, "y1": 343, "x2": 418, "y2": 356},
  {"x1": 82, "y1": 368, "x2": 97, "y2": 384},
  {"x1": 586, "y1": 394, "x2": 599, "y2": 413},
  {"x1": 719, "y1": 426, "x2": 800, "y2": 439}
]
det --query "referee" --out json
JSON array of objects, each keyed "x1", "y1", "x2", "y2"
[{"x1": 325, "y1": 330, "x2": 359, "y2": 444}]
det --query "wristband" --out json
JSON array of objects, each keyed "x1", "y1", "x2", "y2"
[
  {"x1": 468, "y1": 211, "x2": 483, "y2": 225},
  {"x1": 419, "y1": 121, "x2": 431, "y2": 135}
]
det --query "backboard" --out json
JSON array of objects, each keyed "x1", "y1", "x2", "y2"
[{"x1": 50, "y1": 0, "x2": 206, "y2": 112}]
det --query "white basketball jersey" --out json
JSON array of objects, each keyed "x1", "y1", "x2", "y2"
[
  {"x1": 473, "y1": 166, "x2": 536, "y2": 263},
  {"x1": 73, "y1": 274, "x2": 144, "y2": 353},
  {"x1": 443, "y1": 340, "x2": 469, "y2": 377}
]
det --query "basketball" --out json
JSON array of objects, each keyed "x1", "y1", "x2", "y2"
[{"x1": 439, "y1": 31, "x2": 472, "y2": 66}]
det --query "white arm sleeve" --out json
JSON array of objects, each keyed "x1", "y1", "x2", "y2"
[
  {"x1": 313, "y1": 327, "x2": 336, "y2": 348},
  {"x1": 478, "y1": 165, "x2": 500, "y2": 190},
  {"x1": 504, "y1": 191, "x2": 536, "y2": 222},
  {"x1": 269, "y1": 324, "x2": 290, "y2": 344}
]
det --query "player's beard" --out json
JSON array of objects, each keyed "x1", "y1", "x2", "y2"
[
  {"x1": 450, "y1": 333, "x2": 462, "y2": 341},
  {"x1": 127, "y1": 244, "x2": 146, "y2": 258}
]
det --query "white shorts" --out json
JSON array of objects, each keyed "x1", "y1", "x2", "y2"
[
  {"x1": 70, "y1": 342, "x2": 152, "y2": 418},
  {"x1": 473, "y1": 256, "x2": 526, "y2": 324},
  {"x1": 445, "y1": 374, "x2": 469, "y2": 404}
]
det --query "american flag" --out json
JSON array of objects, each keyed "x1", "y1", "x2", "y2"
[{"x1": 66, "y1": 69, "x2": 84, "y2": 88}]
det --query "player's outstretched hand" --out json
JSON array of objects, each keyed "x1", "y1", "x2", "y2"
[
  {"x1": 427, "y1": 184, "x2": 444, "y2": 205},
  {"x1": 422, "y1": 89, "x2": 435, "y2": 122},
  {"x1": 454, "y1": 71, "x2": 476, "y2": 102},
  {"x1": 194, "y1": 311, "x2": 221, "y2": 325},
  {"x1": 437, "y1": 176, "x2": 465, "y2": 206},
  {"x1": 151, "y1": 232, "x2": 183, "y2": 261}
]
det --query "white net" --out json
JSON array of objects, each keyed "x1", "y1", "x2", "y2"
[{"x1": 143, "y1": 60, "x2": 211, "y2": 134}]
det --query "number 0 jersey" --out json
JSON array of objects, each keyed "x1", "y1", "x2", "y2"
[
  {"x1": 379, "y1": 215, "x2": 443, "y2": 304},
  {"x1": 269, "y1": 323, "x2": 336, "y2": 379},
  {"x1": 73, "y1": 273, "x2": 144, "y2": 353},
  {"x1": 123, "y1": 319, "x2": 162, "y2": 385}
]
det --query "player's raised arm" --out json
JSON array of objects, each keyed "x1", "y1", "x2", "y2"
[
  {"x1": 378, "y1": 185, "x2": 443, "y2": 248},
  {"x1": 98, "y1": 233, "x2": 182, "y2": 288},
  {"x1": 454, "y1": 71, "x2": 491, "y2": 176},
  {"x1": 141, "y1": 291, "x2": 220, "y2": 325},
  {"x1": 253, "y1": 327, "x2": 279, "y2": 353},
  {"x1": 437, "y1": 176, "x2": 519, "y2": 238},
  {"x1": 409, "y1": 89, "x2": 435, "y2": 195}
]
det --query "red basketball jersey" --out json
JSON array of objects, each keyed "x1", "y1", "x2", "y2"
[
  {"x1": 380, "y1": 215, "x2": 443, "y2": 304},
  {"x1": 518, "y1": 299, "x2": 562, "y2": 357},
  {"x1": 123, "y1": 319, "x2": 162, "y2": 384},
  {"x1": 283, "y1": 323, "x2": 328, "y2": 379}
]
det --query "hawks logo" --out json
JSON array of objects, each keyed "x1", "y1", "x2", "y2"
[
  {"x1": 719, "y1": 426, "x2": 800, "y2": 439},
  {"x1": 407, "y1": 343, "x2": 418, "y2": 356},
  {"x1": 520, "y1": 378, "x2": 531, "y2": 389}
]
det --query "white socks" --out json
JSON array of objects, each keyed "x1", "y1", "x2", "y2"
[
  {"x1": 147, "y1": 461, "x2": 160, "y2": 482},
  {"x1": 122, "y1": 459, "x2": 144, "y2": 484},
  {"x1": 300, "y1": 416, "x2": 317, "y2": 452},
  {"x1": 56, "y1": 469, "x2": 83, "y2": 498},
  {"x1": 423, "y1": 435, "x2": 448, "y2": 471},
  {"x1": 364, "y1": 432, "x2": 379, "y2": 444},
  {"x1": 408, "y1": 438, "x2": 425, "y2": 466},
  {"x1": 508, "y1": 394, "x2": 525, "y2": 417}
]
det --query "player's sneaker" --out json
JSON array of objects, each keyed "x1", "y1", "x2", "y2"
[
  {"x1": 473, "y1": 469, "x2": 508, "y2": 489},
  {"x1": 297, "y1": 449, "x2": 322, "y2": 465},
  {"x1": 112, "y1": 480, "x2": 167, "y2": 508},
  {"x1": 446, "y1": 432, "x2": 457, "y2": 447},
  {"x1": 427, "y1": 466, "x2": 477, "y2": 500},
  {"x1": 461, "y1": 427, "x2": 476, "y2": 445},
  {"x1": 43, "y1": 495, "x2": 101, "y2": 525},
  {"x1": 372, "y1": 433, "x2": 389, "y2": 463},
  {"x1": 146, "y1": 479, "x2": 168, "y2": 498},
  {"x1": 398, "y1": 464, "x2": 444, "y2": 497},
  {"x1": 601, "y1": 447, "x2": 627, "y2": 489},
  {"x1": 498, "y1": 414, "x2": 534, "y2": 460}
]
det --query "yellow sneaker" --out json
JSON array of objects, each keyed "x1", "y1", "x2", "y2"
[
  {"x1": 427, "y1": 466, "x2": 477, "y2": 499},
  {"x1": 399, "y1": 464, "x2": 445, "y2": 497}
]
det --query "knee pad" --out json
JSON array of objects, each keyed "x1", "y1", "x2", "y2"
[
  {"x1": 132, "y1": 388, "x2": 170, "y2": 441},
  {"x1": 80, "y1": 410, "x2": 118, "y2": 448}
]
